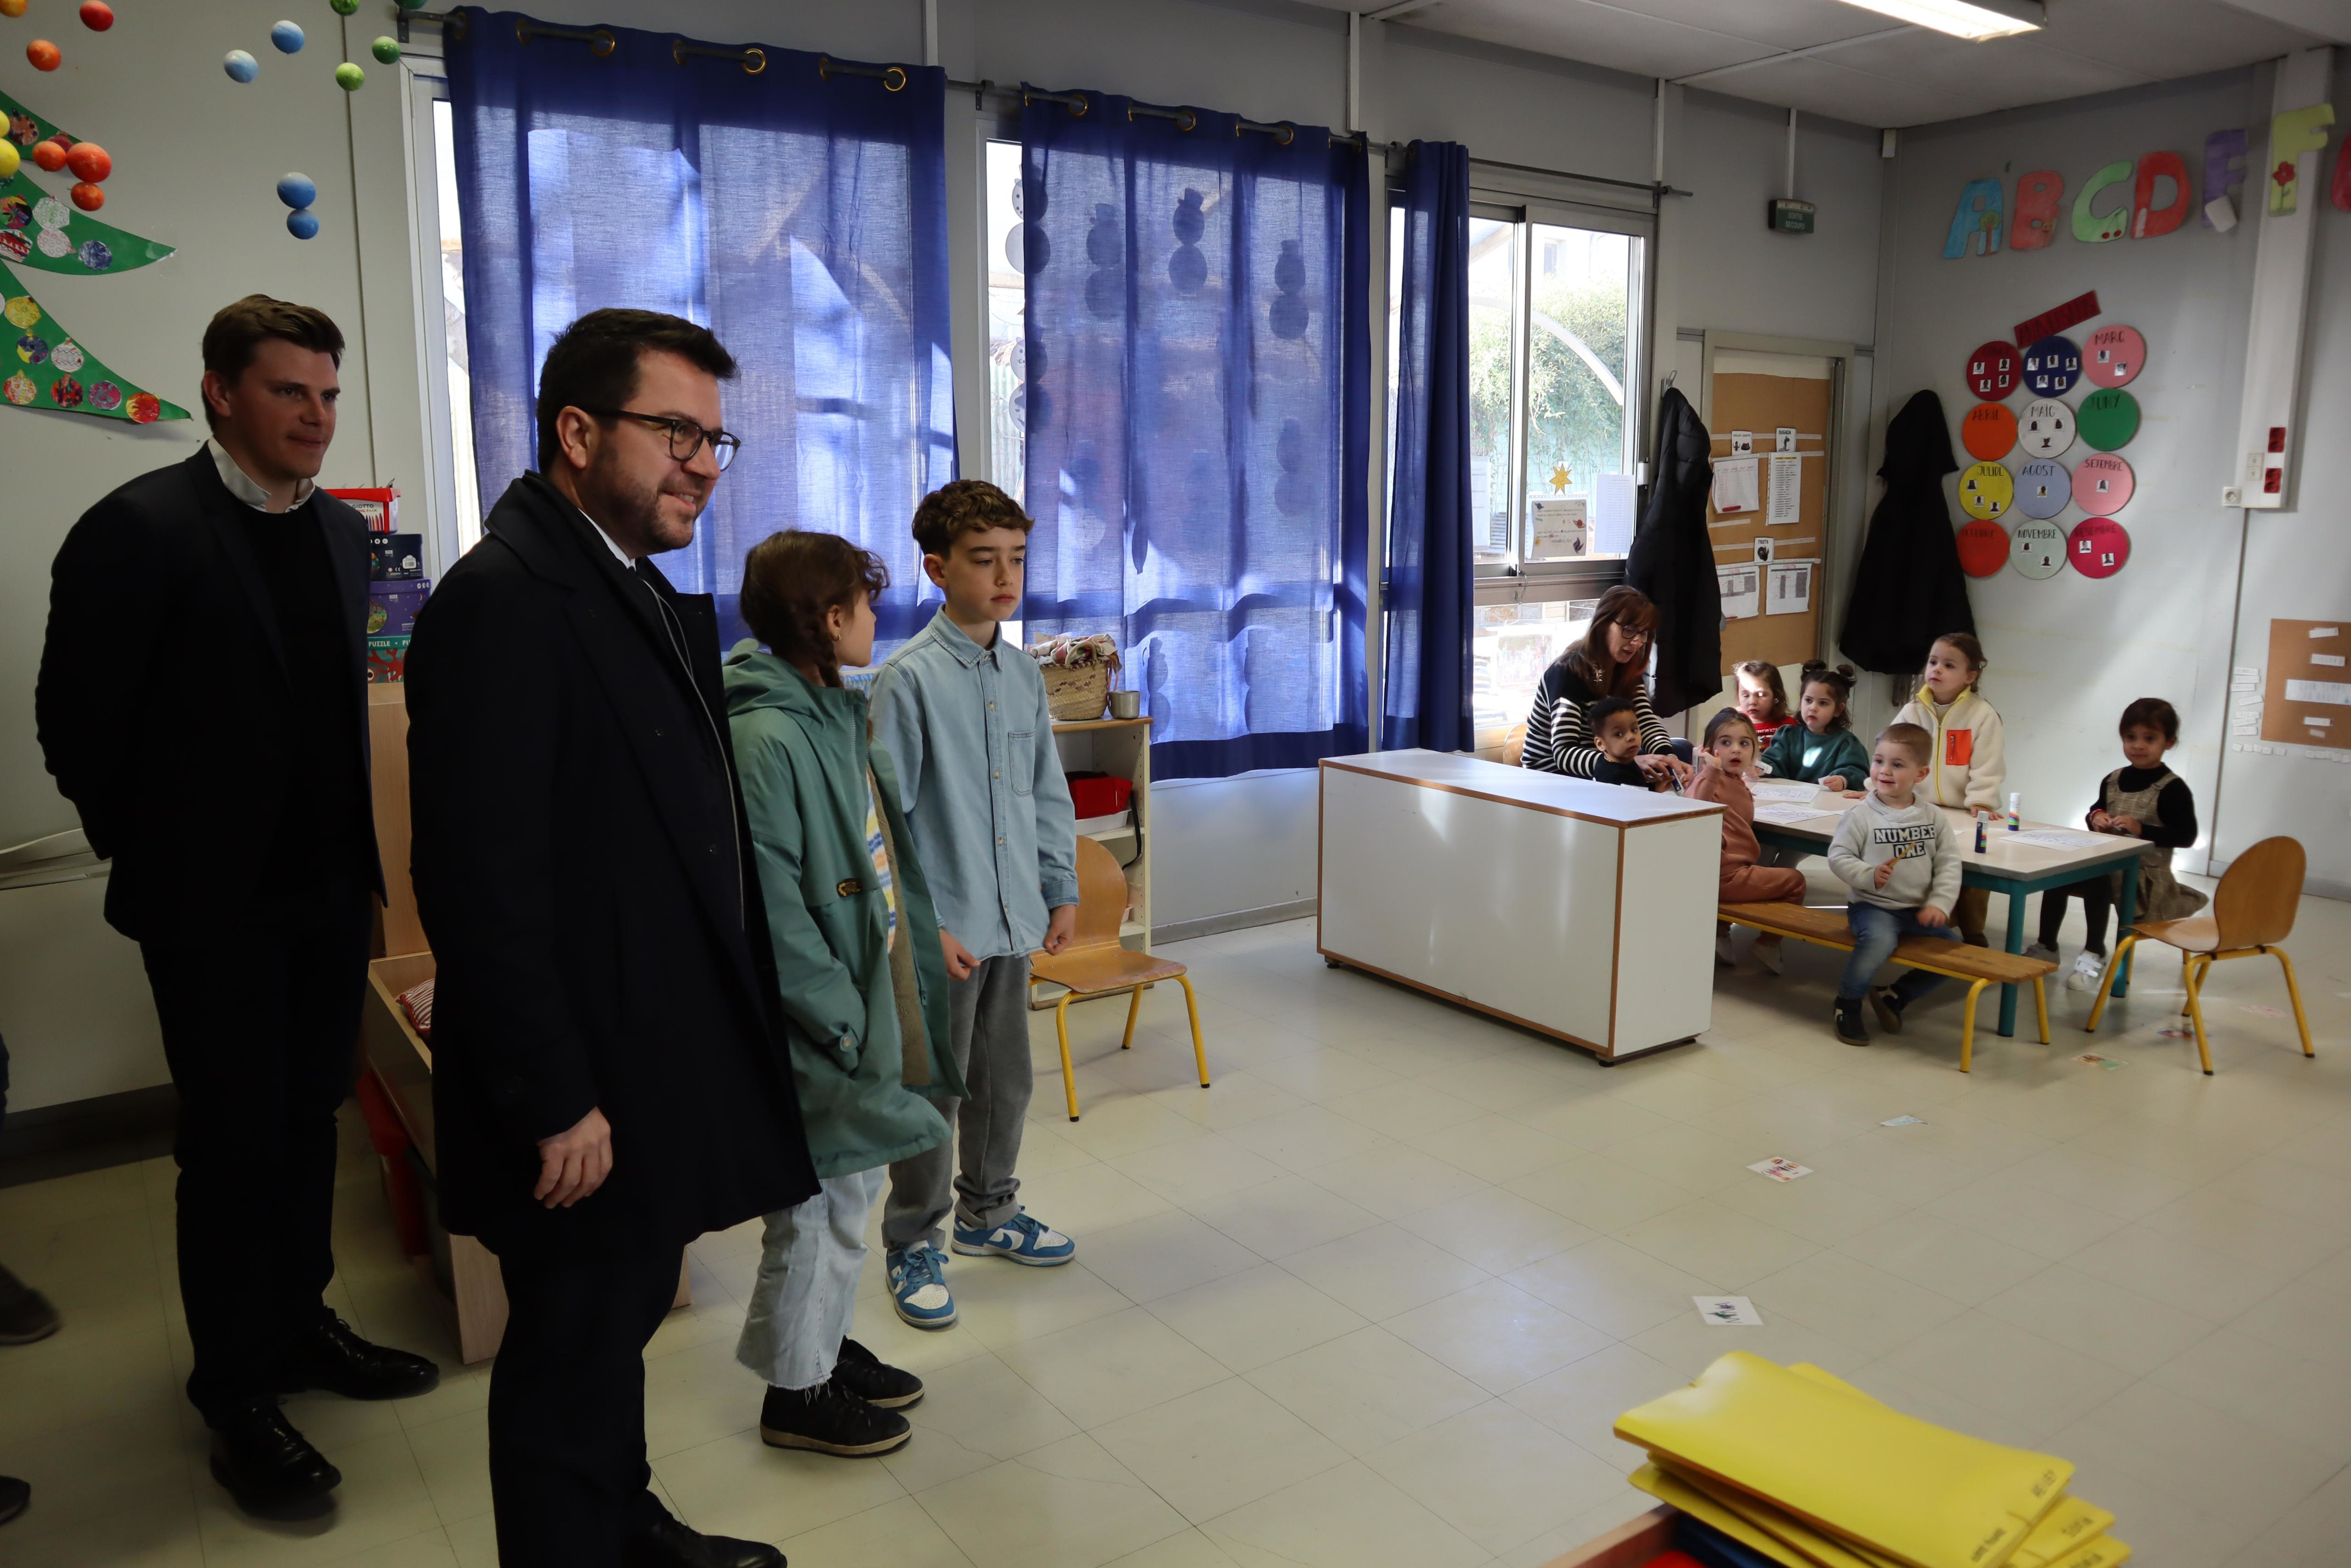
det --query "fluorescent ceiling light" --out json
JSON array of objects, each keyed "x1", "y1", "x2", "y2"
[{"x1": 1830, "y1": 0, "x2": 2043, "y2": 40}]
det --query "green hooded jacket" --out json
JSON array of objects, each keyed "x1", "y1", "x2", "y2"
[{"x1": 724, "y1": 643, "x2": 967, "y2": 1179}]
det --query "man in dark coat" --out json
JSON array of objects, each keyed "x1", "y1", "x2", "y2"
[
  {"x1": 1626, "y1": 385, "x2": 1720, "y2": 719},
  {"x1": 37, "y1": 296, "x2": 439, "y2": 1516},
  {"x1": 404, "y1": 309, "x2": 817, "y2": 1568},
  {"x1": 1840, "y1": 389, "x2": 1975, "y2": 675}
]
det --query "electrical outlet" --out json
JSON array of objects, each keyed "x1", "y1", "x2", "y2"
[{"x1": 2222, "y1": 486, "x2": 2243, "y2": 506}]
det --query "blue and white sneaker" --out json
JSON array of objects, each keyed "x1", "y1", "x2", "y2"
[
  {"x1": 886, "y1": 1243, "x2": 956, "y2": 1330},
  {"x1": 950, "y1": 1210, "x2": 1076, "y2": 1266}
]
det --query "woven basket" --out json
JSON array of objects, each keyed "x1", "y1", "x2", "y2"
[{"x1": 1041, "y1": 660, "x2": 1112, "y2": 722}]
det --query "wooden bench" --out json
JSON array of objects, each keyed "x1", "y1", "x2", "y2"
[{"x1": 1719, "y1": 901, "x2": 2056, "y2": 1071}]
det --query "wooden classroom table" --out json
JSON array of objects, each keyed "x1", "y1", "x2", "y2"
[
  {"x1": 1317, "y1": 751, "x2": 1725, "y2": 1062},
  {"x1": 1749, "y1": 786, "x2": 2156, "y2": 1037}
]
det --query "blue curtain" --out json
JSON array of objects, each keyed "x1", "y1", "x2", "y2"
[
  {"x1": 1381, "y1": 141, "x2": 1472, "y2": 753},
  {"x1": 1018, "y1": 92, "x2": 1370, "y2": 781},
  {"x1": 446, "y1": 10, "x2": 955, "y2": 650}
]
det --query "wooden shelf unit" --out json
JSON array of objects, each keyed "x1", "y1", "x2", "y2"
[{"x1": 1034, "y1": 715, "x2": 1152, "y2": 1008}]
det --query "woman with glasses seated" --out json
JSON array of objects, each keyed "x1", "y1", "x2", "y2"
[{"x1": 1519, "y1": 584, "x2": 1692, "y2": 785}]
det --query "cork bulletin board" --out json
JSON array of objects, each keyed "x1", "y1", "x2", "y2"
[
  {"x1": 2265, "y1": 618, "x2": 2351, "y2": 751},
  {"x1": 1707, "y1": 350, "x2": 1832, "y2": 672}
]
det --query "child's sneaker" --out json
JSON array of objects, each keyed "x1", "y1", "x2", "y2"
[
  {"x1": 1753, "y1": 937, "x2": 1784, "y2": 976},
  {"x1": 1833, "y1": 997, "x2": 1871, "y2": 1047},
  {"x1": 886, "y1": 1244, "x2": 956, "y2": 1330},
  {"x1": 951, "y1": 1210, "x2": 1075, "y2": 1266},
  {"x1": 1715, "y1": 931, "x2": 1738, "y2": 967},
  {"x1": 1869, "y1": 986, "x2": 1907, "y2": 1035},
  {"x1": 2066, "y1": 952, "x2": 2107, "y2": 992},
  {"x1": 759, "y1": 1375, "x2": 911, "y2": 1456},
  {"x1": 2024, "y1": 942, "x2": 2059, "y2": 965},
  {"x1": 834, "y1": 1337, "x2": 923, "y2": 1409}
]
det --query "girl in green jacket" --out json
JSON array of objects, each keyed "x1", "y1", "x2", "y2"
[{"x1": 726, "y1": 531, "x2": 969, "y2": 1460}]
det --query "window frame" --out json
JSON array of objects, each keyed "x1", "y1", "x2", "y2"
[{"x1": 396, "y1": 56, "x2": 478, "y2": 579}]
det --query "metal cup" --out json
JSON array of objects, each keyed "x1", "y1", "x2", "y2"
[{"x1": 1108, "y1": 690, "x2": 1141, "y2": 720}]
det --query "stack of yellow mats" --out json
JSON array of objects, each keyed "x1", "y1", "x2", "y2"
[{"x1": 1614, "y1": 1352, "x2": 2126, "y2": 1568}]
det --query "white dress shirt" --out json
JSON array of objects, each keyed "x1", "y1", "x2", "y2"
[{"x1": 206, "y1": 438, "x2": 316, "y2": 513}]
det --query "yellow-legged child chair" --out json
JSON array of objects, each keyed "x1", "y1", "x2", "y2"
[
  {"x1": 1029, "y1": 836, "x2": 1209, "y2": 1119},
  {"x1": 2086, "y1": 835, "x2": 2314, "y2": 1074}
]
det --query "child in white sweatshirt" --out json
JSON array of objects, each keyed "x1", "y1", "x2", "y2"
[
  {"x1": 1891, "y1": 632, "x2": 2004, "y2": 946},
  {"x1": 1825, "y1": 723, "x2": 1965, "y2": 1047}
]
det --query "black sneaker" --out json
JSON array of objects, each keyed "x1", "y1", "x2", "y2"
[
  {"x1": 759, "y1": 1376, "x2": 911, "y2": 1457},
  {"x1": 1833, "y1": 997, "x2": 1871, "y2": 1047},
  {"x1": 0, "y1": 1265, "x2": 59, "y2": 1345},
  {"x1": 1869, "y1": 987, "x2": 1907, "y2": 1036},
  {"x1": 833, "y1": 1338, "x2": 923, "y2": 1409}
]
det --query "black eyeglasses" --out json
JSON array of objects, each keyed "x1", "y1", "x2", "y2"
[{"x1": 580, "y1": 407, "x2": 741, "y2": 472}]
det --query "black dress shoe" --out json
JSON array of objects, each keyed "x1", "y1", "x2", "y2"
[
  {"x1": 625, "y1": 1499, "x2": 784, "y2": 1568},
  {"x1": 0, "y1": 1264, "x2": 59, "y2": 1345},
  {"x1": 0, "y1": 1473, "x2": 28, "y2": 1526},
  {"x1": 833, "y1": 1337, "x2": 923, "y2": 1408},
  {"x1": 205, "y1": 1398, "x2": 341, "y2": 1517},
  {"x1": 276, "y1": 1316, "x2": 440, "y2": 1400}
]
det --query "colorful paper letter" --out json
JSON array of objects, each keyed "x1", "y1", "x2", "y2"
[
  {"x1": 2268, "y1": 103, "x2": 2336, "y2": 215},
  {"x1": 2131, "y1": 151, "x2": 2189, "y2": 238},
  {"x1": 2073, "y1": 160, "x2": 2133, "y2": 242},
  {"x1": 2009, "y1": 170, "x2": 2062, "y2": 250},
  {"x1": 1943, "y1": 177, "x2": 2003, "y2": 259},
  {"x1": 2202, "y1": 128, "x2": 2248, "y2": 230}
]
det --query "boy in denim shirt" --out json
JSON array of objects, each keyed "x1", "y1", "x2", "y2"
[{"x1": 870, "y1": 481, "x2": 1080, "y2": 1328}]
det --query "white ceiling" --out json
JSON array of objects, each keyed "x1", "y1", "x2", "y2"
[{"x1": 1325, "y1": 0, "x2": 2346, "y2": 128}]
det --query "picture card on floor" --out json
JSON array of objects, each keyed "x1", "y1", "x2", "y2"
[
  {"x1": 1747, "y1": 1157, "x2": 1812, "y2": 1182},
  {"x1": 1880, "y1": 1115, "x2": 1926, "y2": 1127},
  {"x1": 1694, "y1": 1296, "x2": 1765, "y2": 1327},
  {"x1": 2070, "y1": 1053, "x2": 2128, "y2": 1070}
]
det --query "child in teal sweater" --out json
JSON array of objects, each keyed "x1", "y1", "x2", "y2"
[{"x1": 1760, "y1": 662, "x2": 1869, "y2": 789}]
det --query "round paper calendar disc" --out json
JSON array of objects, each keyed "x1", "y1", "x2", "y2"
[
  {"x1": 1960, "y1": 401, "x2": 2016, "y2": 461},
  {"x1": 2010, "y1": 518, "x2": 2066, "y2": 578},
  {"x1": 2022, "y1": 335, "x2": 2082, "y2": 396},
  {"x1": 2073, "y1": 452, "x2": 2134, "y2": 515},
  {"x1": 1966, "y1": 340, "x2": 2019, "y2": 401},
  {"x1": 2014, "y1": 457, "x2": 2071, "y2": 518},
  {"x1": 1957, "y1": 518, "x2": 2009, "y2": 577},
  {"x1": 2067, "y1": 517, "x2": 2129, "y2": 578},
  {"x1": 2018, "y1": 398, "x2": 2074, "y2": 459},
  {"x1": 2083, "y1": 324, "x2": 2145, "y2": 389},
  {"x1": 2076, "y1": 387, "x2": 2140, "y2": 451},
  {"x1": 1958, "y1": 460, "x2": 2014, "y2": 521}
]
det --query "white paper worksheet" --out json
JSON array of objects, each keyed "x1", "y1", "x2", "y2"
[{"x1": 1712, "y1": 457, "x2": 1759, "y2": 514}]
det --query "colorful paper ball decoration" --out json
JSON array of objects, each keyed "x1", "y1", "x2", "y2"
[
  {"x1": 2010, "y1": 518, "x2": 2065, "y2": 579},
  {"x1": 1965, "y1": 340, "x2": 2018, "y2": 401},
  {"x1": 0, "y1": 0, "x2": 28, "y2": 19},
  {"x1": 1960, "y1": 402, "x2": 2016, "y2": 461},
  {"x1": 2018, "y1": 398, "x2": 2074, "y2": 460},
  {"x1": 331, "y1": 0, "x2": 361, "y2": 12},
  {"x1": 2014, "y1": 458, "x2": 2070, "y2": 520},
  {"x1": 1958, "y1": 460, "x2": 2014, "y2": 522},
  {"x1": 287, "y1": 208, "x2": 320, "y2": 240},
  {"x1": 1957, "y1": 518, "x2": 2009, "y2": 577},
  {"x1": 28, "y1": 39, "x2": 63, "y2": 71},
  {"x1": 2073, "y1": 453, "x2": 2134, "y2": 516},
  {"x1": 2082, "y1": 324, "x2": 2145, "y2": 389},
  {"x1": 31, "y1": 139, "x2": 67, "y2": 173},
  {"x1": 64, "y1": 142, "x2": 110, "y2": 183},
  {"x1": 335, "y1": 61, "x2": 364, "y2": 90},
  {"x1": 2022, "y1": 335, "x2": 2082, "y2": 396},
  {"x1": 0, "y1": 143, "x2": 16, "y2": 181},
  {"x1": 79, "y1": 1, "x2": 114, "y2": 30},
  {"x1": 2076, "y1": 388, "x2": 2140, "y2": 451},
  {"x1": 276, "y1": 171, "x2": 317, "y2": 209},
  {"x1": 371, "y1": 36, "x2": 401, "y2": 63},
  {"x1": 224, "y1": 50, "x2": 259, "y2": 82},
  {"x1": 2067, "y1": 517, "x2": 2129, "y2": 579},
  {"x1": 270, "y1": 20, "x2": 304, "y2": 53},
  {"x1": 69, "y1": 181, "x2": 102, "y2": 211}
]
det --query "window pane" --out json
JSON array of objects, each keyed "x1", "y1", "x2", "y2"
[
  {"x1": 1522, "y1": 224, "x2": 1638, "y2": 561},
  {"x1": 430, "y1": 99, "x2": 482, "y2": 555},
  {"x1": 1466, "y1": 217, "x2": 1517, "y2": 562},
  {"x1": 985, "y1": 139, "x2": 1026, "y2": 503},
  {"x1": 1474, "y1": 597, "x2": 1595, "y2": 742}
]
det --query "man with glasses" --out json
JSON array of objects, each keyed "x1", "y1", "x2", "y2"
[{"x1": 406, "y1": 308, "x2": 814, "y2": 1568}]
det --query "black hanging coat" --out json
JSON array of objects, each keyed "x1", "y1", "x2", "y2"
[
  {"x1": 1840, "y1": 390, "x2": 1975, "y2": 675},
  {"x1": 1627, "y1": 385, "x2": 1719, "y2": 719}
]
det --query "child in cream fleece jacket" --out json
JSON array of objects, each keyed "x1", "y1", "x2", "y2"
[
  {"x1": 1890, "y1": 632, "x2": 2003, "y2": 944},
  {"x1": 1824, "y1": 723, "x2": 1965, "y2": 1047}
]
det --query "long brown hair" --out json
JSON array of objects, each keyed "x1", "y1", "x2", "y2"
[
  {"x1": 1563, "y1": 584, "x2": 1659, "y2": 698},
  {"x1": 739, "y1": 529, "x2": 889, "y2": 689},
  {"x1": 1732, "y1": 659, "x2": 1789, "y2": 722}
]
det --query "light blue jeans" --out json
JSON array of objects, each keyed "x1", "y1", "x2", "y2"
[
  {"x1": 735, "y1": 1166, "x2": 884, "y2": 1392},
  {"x1": 1840, "y1": 903, "x2": 1959, "y2": 1003}
]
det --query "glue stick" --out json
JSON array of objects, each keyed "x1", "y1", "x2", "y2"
[{"x1": 2005, "y1": 791, "x2": 2022, "y2": 831}]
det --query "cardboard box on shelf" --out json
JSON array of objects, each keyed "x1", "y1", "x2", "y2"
[
  {"x1": 367, "y1": 581, "x2": 430, "y2": 638},
  {"x1": 369, "y1": 533, "x2": 426, "y2": 581},
  {"x1": 330, "y1": 485, "x2": 401, "y2": 533},
  {"x1": 367, "y1": 634, "x2": 411, "y2": 684}
]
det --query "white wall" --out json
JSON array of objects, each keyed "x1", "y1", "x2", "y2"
[{"x1": 1872, "y1": 62, "x2": 2350, "y2": 898}]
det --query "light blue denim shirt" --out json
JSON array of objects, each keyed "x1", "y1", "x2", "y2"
[{"x1": 870, "y1": 609, "x2": 1079, "y2": 961}]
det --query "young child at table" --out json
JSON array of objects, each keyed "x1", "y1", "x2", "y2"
[
  {"x1": 1588, "y1": 697, "x2": 1668, "y2": 790},
  {"x1": 1891, "y1": 633, "x2": 2005, "y2": 946},
  {"x1": 1688, "y1": 708, "x2": 1807, "y2": 971},
  {"x1": 1759, "y1": 662, "x2": 1868, "y2": 789},
  {"x1": 1826, "y1": 723, "x2": 1964, "y2": 1047},
  {"x1": 2031, "y1": 697, "x2": 2208, "y2": 992},
  {"x1": 1733, "y1": 661, "x2": 1794, "y2": 747}
]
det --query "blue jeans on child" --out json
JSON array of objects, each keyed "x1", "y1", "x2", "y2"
[{"x1": 1840, "y1": 904, "x2": 1960, "y2": 1003}]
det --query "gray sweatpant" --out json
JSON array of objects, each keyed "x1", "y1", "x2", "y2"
[{"x1": 882, "y1": 953, "x2": 1032, "y2": 1254}]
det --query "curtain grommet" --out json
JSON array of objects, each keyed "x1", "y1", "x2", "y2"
[
  {"x1": 592, "y1": 29, "x2": 615, "y2": 57},
  {"x1": 743, "y1": 46, "x2": 766, "y2": 75},
  {"x1": 883, "y1": 64, "x2": 906, "y2": 91}
]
